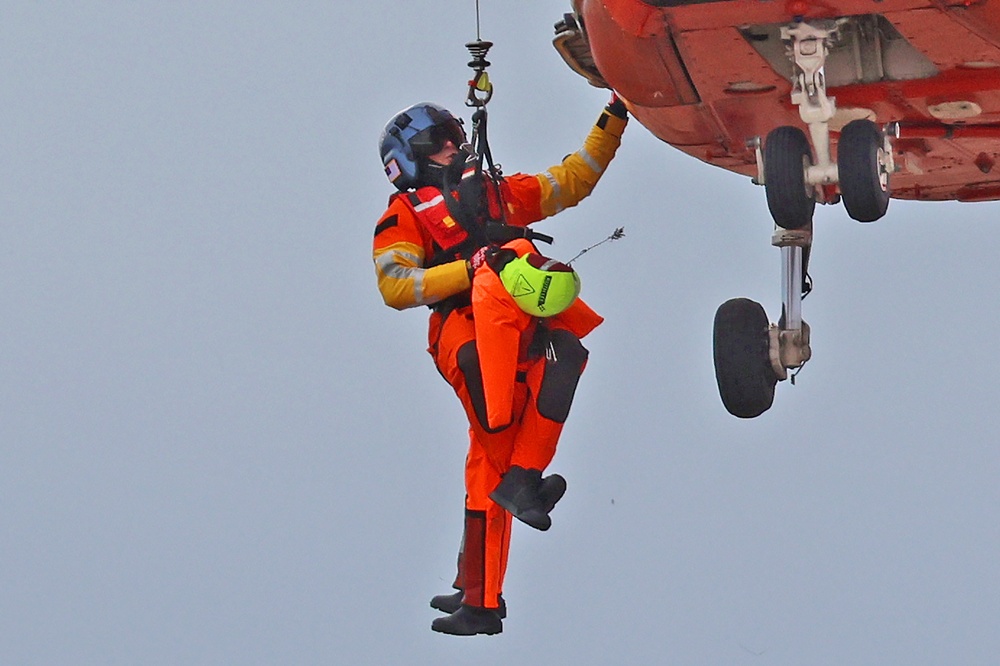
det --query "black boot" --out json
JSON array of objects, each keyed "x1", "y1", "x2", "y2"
[
  {"x1": 431, "y1": 604, "x2": 502, "y2": 636},
  {"x1": 431, "y1": 590, "x2": 507, "y2": 619},
  {"x1": 430, "y1": 589, "x2": 463, "y2": 615},
  {"x1": 538, "y1": 473, "x2": 567, "y2": 513},
  {"x1": 489, "y1": 466, "x2": 550, "y2": 531}
]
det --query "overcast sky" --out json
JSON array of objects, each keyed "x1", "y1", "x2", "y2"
[{"x1": 2, "y1": 2, "x2": 999, "y2": 664}]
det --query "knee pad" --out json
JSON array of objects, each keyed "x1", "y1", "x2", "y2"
[
  {"x1": 457, "y1": 341, "x2": 509, "y2": 434},
  {"x1": 536, "y1": 329, "x2": 588, "y2": 423}
]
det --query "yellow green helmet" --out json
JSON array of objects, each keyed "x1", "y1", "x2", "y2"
[{"x1": 498, "y1": 253, "x2": 581, "y2": 317}]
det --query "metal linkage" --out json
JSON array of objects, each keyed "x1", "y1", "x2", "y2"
[
  {"x1": 465, "y1": 40, "x2": 494, "y2": 108},
  {"x1": 781, "y1": 20, "x2": 847, "y2": 190},
  {"x1": 461, "y1": 36, "x2": 505, "y2": 203}
]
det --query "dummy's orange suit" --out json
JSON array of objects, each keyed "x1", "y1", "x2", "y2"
[{"x1": 373, "y1": 105, "x2": 627, "y2": 612}]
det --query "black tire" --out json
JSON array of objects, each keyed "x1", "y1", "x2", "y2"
[
  {"x1": 764, "y1": 125, "x2": 816, "y2": 230},
  {"x1": 838, "y1": 119, "x2": 890, "y2": 222},
  {"x1": 713, "y1": 298, "x2": 777, "y2": 419}
]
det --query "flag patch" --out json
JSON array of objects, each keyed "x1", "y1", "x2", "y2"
[{"x1": 385, "y1": 159, "x2": 402, "y2": 182}]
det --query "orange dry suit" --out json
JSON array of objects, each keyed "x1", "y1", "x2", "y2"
[{"x1": 373, "y1": 105, "x2": 627, "y2": 611}]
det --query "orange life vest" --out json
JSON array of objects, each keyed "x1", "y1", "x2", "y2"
[{"x1": 393, "y1": 169, "x2": 506, "y2": 266}]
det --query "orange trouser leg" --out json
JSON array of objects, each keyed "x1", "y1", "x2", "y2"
[
  {"x1": 461, "y1": 429, "x2": 513, "y2": 609},
  {"x1": 430, "y1": 306, "x2": 521, "y2": 610},
  {"x1": 471, "y1": 264, "x2": 532, "y2": 430},
  {"x1": 429, "y1": 263, "x2": 596, "y2": 608},
  {"x1": 470, "y1": 237, "x2": 542, "y2": 431},
  {"x1": 512, "y1": 326, "x2": 593, "y2": 470},
  {"x1": 508, "y1": 358, "x2": 564, "y2": 471}
]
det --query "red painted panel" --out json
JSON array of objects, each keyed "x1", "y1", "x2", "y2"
[
  {"x1": 581, "y1": 0, "x2": 1000, "y2": 201},
  {"x1": 581, "y1": 0, "x2": 697, "y2": 107},
  {"x1": 887, "y1": 8, "x2": 1000, "y2": 68}
]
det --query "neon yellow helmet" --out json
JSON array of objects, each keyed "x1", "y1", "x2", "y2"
[{"x1": 498, "y1": 253, "x2": 581, "y2": 317}]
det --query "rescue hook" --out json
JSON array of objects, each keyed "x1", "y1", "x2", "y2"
[{"x1": 466, "y1": 39, "x2": 494, "y2": 107}]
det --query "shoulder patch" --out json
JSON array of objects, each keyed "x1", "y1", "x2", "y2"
[{"x1": 374, "y1": 214, "x2": 399, "y2": 237}]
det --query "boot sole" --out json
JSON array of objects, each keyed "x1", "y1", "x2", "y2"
[
  {"x1": 431, "y1": 615, "x2": 503, "y2": 636},
  {"x1": 489, "y1": 490, "x2": 551, "y2": 530},
  {"x1": 539, "y1": 474, "x2": 567, "y2": 513},
  {"x1": 431, "y1": 624, "x2": 502, "y2": 636}
]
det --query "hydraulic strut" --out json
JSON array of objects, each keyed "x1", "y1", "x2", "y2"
[{"x1": 770, "y1": 226, "x2": 812, "y2": 380}]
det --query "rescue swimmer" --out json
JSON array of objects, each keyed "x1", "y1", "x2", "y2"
[{"x1": 373, "y1": 95, "x2": 628, "y2": 636}]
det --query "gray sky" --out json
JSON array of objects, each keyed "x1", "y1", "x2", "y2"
[{"x1": 3, "y1": 2, "x2": 999, "y2": 664}]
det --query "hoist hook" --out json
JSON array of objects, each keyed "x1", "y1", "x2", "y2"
[{"x1": 466, "y1": 39, "x2": 494, "y2": 108}]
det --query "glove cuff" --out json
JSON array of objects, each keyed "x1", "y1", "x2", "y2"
[{"x1": 605, "y1": 96, "x2": 628, "y2": 119}]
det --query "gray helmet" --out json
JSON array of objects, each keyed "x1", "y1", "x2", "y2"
[{"x1": 378, "y1": 102, "x2": 467, "y2": 191}]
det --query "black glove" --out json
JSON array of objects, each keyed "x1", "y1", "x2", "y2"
[
  {"x1": 605, "y1": 92, "x2": 628, "y2": 119},
  {"x1": 468, "y1": 244, "x2": 497, "y2": 278},
  {"x1": 486, "y1": 248, "x2": 518, "y2": 273},
  {"x1": 466, "y1": 244, "x2": 517, "y2": 279}
]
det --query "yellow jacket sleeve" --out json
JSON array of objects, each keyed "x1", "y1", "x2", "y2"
[
  {"x1": 372, "y1": 202, "x2": 471, "y2": 311},
  {"x1": 535, "y1": 107, "x2": 628, "y2": 218},
  {"x1": 374, "y1": 241, "x2": 470, "y2": 311}
]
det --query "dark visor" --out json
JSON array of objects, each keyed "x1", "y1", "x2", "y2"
[{"x1": 410, "y1": 120, "x2": 467, "y2": 159}]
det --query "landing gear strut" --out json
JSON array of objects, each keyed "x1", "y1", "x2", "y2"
[
  {"x1": 714, "y1": 18, "x2": 894, "y2": 417},
  {"x1": 713, "y1": 225, "x2": 812, "y2": 418}
]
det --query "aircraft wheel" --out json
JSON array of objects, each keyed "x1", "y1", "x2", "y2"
[
  {"x1": 838, "y1": 119, "x2": 890, "y2": 222},
  {"x1": 713, "y1": 298, "x2": 777, "y2": 419},
  {"x1": 764, "y1": 125, "x2": 816, "y2": 230}
]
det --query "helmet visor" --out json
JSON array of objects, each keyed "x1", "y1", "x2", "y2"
[{"x1": 409, "y1": 119, "x2": 467, "y2": 160}]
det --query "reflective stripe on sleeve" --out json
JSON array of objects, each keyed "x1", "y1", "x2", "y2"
[
  {"x1": 541, "y1": 170, "x2": 564, "y2": 213},
  {"x1": 577, "y1": 148, "x2": 603, "y2": 174},
  {"x1": 376, "y1": 249, "x2": 430, "y2": 305}
]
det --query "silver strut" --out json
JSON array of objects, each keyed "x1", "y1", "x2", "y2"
[{"x1": 770, "y1": 227, "x2": 813, "y2": 380}]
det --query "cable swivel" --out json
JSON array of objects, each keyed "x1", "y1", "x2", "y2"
[{"x1": 465, "y1": 39, "x2": 494, "y2": 107}]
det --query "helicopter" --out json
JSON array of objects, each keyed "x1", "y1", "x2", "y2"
[{"x1": 552, "y1": 0, "x2": 1000, "y2": 417}]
